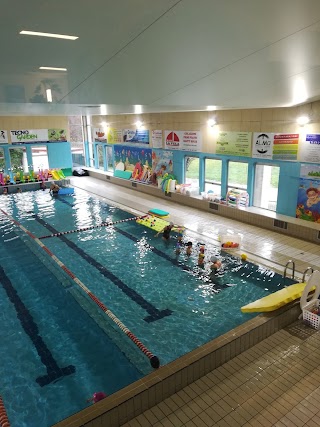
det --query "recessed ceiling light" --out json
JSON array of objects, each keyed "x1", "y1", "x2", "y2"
[
  {"x1": 46, "y1": 89, "x2": 52, "y2": 103},
  {"x1": 297, "y1": 116, "x2": 310, "y2": 126},
  {"x1": 39, "y1": 67, "x2": 67, "y2": 71},
  {"x1": 20, "y1": 30, "x2": 78, "y2": 40}
]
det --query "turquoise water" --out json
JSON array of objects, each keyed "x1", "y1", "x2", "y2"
[{"x1": 0, "y1": 189, "x2": 295, "y2": 426}]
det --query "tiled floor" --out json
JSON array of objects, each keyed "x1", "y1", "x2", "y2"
[{"x1": 70, "y1": 176, "x2": 320, "y2": 427}]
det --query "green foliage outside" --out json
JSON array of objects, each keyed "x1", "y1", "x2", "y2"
[{"x1": 186, "y1": 158, "x2": 279, "y2": 188}]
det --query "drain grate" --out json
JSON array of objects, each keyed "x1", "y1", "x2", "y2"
[{"x1": 284, "y1": 320, "x2": 317, "y2": 340}]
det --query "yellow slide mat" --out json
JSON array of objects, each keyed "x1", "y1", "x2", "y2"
[
  {"x1": 241, "y1": 282, "x2": 307, "y2": 313},
  {"x1": 137, "y1": 215, "x2": 183, "y2": 234}
]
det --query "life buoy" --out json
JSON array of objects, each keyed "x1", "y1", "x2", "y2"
[
  {"x1": 133, "y1": 163, "x2": 142, "y2": 180},
  {"x1": 300, "y1": 270, "x2": 320, "y2": 310}
]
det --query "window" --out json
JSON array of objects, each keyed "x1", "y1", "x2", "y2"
[
  {"x1": 31, "y1": 146, "x2": 49, "y2": 171},
  {"x1": 0, "y1": 148, "x2": 4, "y2": 170},
  {"x1": 253, "y1": 164, "x2": 279, "y2": 211},
  {"x1": 97, "y1": 145, "x2": 104, "y2": 170},
  {"x1": 204, "y1": 158, "x2": 222, "y2": 196},
  {"x1": 185, "y1": 156, "x2": 199, "y2": 188},
  {"x1": 69, "y1": 115, "x2": 85, "y2": 166},
  {"x1": 9, "y1": 147, "x2": 27, "y2": 172},
  {"x1": 228, "y1": 161, "x2": 248, "y2": 192},
  {"x1": 106, "y1": 146, "x2": 113, "y2": 172}
]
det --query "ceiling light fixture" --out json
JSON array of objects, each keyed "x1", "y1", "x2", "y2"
[
  {"x1": 20, "y1": 30, "x2": 78, "y2": 40},
  {"x1": 101, "y1": 121, "x2": 109, "y2": 128},
  {"x1": 207, "y1": 106, "x2": 216, "y2": 111},
  {"x1": 46, "y1": 89, "x2": 52, "y2": 103},
  {"x1": 207, "y1": 119, "x2": 216, "y2": 127},
  {"x1": 135, "y1": 121, "x2": 143, "y2": 129},
  {"x1": 297, "y1": 116, "x2": 310, "y2": 126},
  {"x1": 40, "y1": 66, "x2": 67, "y2": 71}
]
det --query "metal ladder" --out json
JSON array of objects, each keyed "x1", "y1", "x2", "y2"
[
  {"x1": 302, "y1": 267, "x2": 314, "y2": 283},
  {"x1": 283, "y1": 260, "x2": 295, "y2": 284}
]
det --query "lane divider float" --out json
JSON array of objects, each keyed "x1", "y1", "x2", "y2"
[
  {"x1": 0, "y1": 396, "x2": 10, "y2": 427},
  {"x1": 0, "y1": 209, "x2": 160, "y2": 369},
  {"x1": 39, "y1": 215, "x2": 148, "y2": 239}
]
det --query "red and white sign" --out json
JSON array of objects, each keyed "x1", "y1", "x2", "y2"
[{"x1": 164, "y1": 130, "x2": 202, "y2": 151}]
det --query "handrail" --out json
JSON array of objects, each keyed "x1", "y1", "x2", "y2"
[
  {"x1": 284, "y1": 260, "x2": 295, "y2": 282},
  {"x1": 302, "y1": 267, "x2": 314, "y2": 283}
]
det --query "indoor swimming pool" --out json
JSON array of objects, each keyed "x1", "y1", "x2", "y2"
[{"x1": 0, "y1": 188, "x2": 296, "y2": 426}]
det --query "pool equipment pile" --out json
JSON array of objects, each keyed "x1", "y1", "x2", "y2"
[
  {"x1": 303, "y1": 300, "x2": 320, "y2": 329},
  {"x1": 220, "y1": 234, "x2": 241, "y2": 250},
  {"x1": 226, "y1": 189, "x2": 249, "y2": 208}
]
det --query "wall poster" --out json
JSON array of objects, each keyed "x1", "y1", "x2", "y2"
[
  {"x1": 164, "y1": 130, "x2": 202, "y2": 151},
  {"x1": 252, "y1": 132, "x2": 274, "y2": 159},
  {"x1": 216, "y1": 131, "x2": 251, "y2": 156},
  {"x1": 299, "y1": 134, "x2": 320, "y2": 163}
]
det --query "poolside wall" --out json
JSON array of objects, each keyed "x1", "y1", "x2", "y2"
[
  {"x1": 54, "y1": 302, "x2": 301, "y2": 427},
  {"x1": 85, "y1": 169, "x2": 320, "y2": 245}
]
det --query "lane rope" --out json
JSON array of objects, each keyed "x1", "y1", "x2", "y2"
[
  {"x1": 0, "y1": 396, "x2": 10, "y2": 427},
  {"x1": 0, "y1": 209, "x2": 160, "y2": 369},
  {"x1": 39, "y1": 215, "x2": 148, "y2": 239}
]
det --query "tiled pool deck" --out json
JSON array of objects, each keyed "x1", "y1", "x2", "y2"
[{"x1": 53, "y1": 176, "x2": 320, "y2": 427}]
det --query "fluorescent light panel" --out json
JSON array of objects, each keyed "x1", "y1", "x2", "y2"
[
  {"x1": 46, "y1": 89, "x2": 52, "y2": 103},
  {"x1": 20, "y1": 30, "x2": 78, "y2": 40},
  {"x1": 40, "y1": 66, "x2": 67, "y2": 71}
]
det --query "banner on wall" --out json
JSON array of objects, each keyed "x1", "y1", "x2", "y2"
[
  {"x1": 152, "y1": 149, "x2": 173, "y2": 175},
  {"x1": 296, "y1": 176, "x2": 320, "y2": 222},
  {"x1": 48, "y1": 129, "x2": 67, "y2": 142},
  {"x1": 0, "y1": 130, "x2": 8, "y2": 143},
  {"x1": 152, "y1": 130, "x2": 163, "y2": 148},
  {"x1": 298, "y1": 134, "x2": 320, "y2": 163},
  {"x1": 107, "y1": 127, "x2": 122, "y2": 144},
  {"x1": 113, "y1": 144, "x2": 152, "y2": 174},
  {"x1": 10, "y1": 129, "x2": 48, "y2": 143},
  {"x1": 164, "y1": 130, "x2": 202, "y2": 151},
  {"x1": 272, "y1": 133, "x2": 298, "y2": 160},
  {"x1": 216, "y1": 131, "x2": 251, "y2": 156},
  {"x1": 123, "y1": 129, "x2": 149, "y2": 144},
  {"x1": 300, "y1": 163, "x2": 320, "y2": 179},
  {"x1": 93, "y1": 128, "x2": 107, "y2": 142},
  {"x1": 252, "y1": 132, "x2": 274, "y2": 159}
]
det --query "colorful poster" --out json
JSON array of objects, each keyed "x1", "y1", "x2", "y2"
[
  {"x1": 107, "y1": 127, "x2": 122, "y2": 144},
  {"x1": 252, "y1": 132, "x2": 274, "y2": 159},
  {"x1": 300, "y1": 163, "x2": 320, "y2": 179},
  {"x1": 48, "y1": 129, "x2": 67, "y2": 142},
  {"x1": 272, "y1": 133, "x2": 298, "y2": 160},
  {"x1": 0, "y1": 130, "x2": 8, "y2": 143},
  {"x1": 299, "y1": 134, "x2": 320, "y2": 163},
  {"x1": 10, "y1": 129, "x2": 48, "y2": 143},
  {"x1": 164, "y1": 130, "x2": 202, "y2": 151},
  {"x1": 216, "y1": 132, "x2": 251, "y2": 156},
  {"x1": 152, "y1": 149, "x2": 173, "y2": 176},
  {"x1": 93, "y1": 128, "x2": 107, "y2": 142},
  {"x1": 122, "y1": 129, "x2": 149, "y2": 144},
  {"x1": 152, "y1": 130, "x2": 163, "y2": 148},
  {"x1": 113, "y1": 145, "x2": 152, "y2": 179},
  {"x1": 296, "y1": 177, "x2": 320, "y2": 222}
]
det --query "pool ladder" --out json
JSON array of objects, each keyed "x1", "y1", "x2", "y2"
[{"x1": 283, "y1": 260, "x2": 314, "y2": 283}]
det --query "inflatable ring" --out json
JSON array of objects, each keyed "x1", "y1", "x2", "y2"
[
  {"x1": 133, "y1": 163, "x2": 142, "y2": 180},
  {"x1": 300, "y1": 270, "x2": 320, "y2": 310}
]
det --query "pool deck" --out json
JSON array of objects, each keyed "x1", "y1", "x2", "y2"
[{"x1": 54, "y1": 176, "x2": 320, "y2": 427}]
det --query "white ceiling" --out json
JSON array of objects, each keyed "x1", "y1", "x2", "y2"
[{"x1": 1, "y1": 0, "x2": 320, "y2": 116}]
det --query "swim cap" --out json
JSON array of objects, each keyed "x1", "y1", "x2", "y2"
[
  {"x1": 93, "y1": 392, "x2": 107, "y2": 403},
  {"x1": 210, "y1": 256, "x2": 218, "y2": 262},
  {"x1": 170, "y1": 222, "x2": 174, "y2": 226}
]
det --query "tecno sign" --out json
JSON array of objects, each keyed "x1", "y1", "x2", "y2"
[{"x1": 10, "y1": 129, "x2": 48, "y2": 143}]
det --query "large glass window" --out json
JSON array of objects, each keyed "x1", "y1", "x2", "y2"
[
  {"x1": 31, "y1": 146, "x2": 49, "y2": 171},
  {"x1": 9, "y1": 147, "x2": 27, "y2": 172},
  {"x1": 0, "y1": 148, "x2": 4, "y2": 170},
  {"x1": 204, "y1": 158, "x2": 222, "y2": 196},
  {"x1": 253, "y1": 164, "x2": 279, "y2": 211},
  {"x1": 107, "y1": 146, "x2": 113, "y2": 172},
  {"x1": 227, "y1": 161, "x2": 248, "y2": 192},
  {"x1": 185, "y1": 156, "x2": 199, "y2": 188},
  {"x1": 97, "y1": 145, "x2": 104, "y2": 170}
]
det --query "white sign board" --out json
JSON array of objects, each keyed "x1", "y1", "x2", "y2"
[{"x1": 10, "y1": 129, "x2": 48, "y2": 143}]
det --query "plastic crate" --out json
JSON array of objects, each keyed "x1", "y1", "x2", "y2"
[{"x1": 303, "y1": 299, "x2": 320, "y2": 329}]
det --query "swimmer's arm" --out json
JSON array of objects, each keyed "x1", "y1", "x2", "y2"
[{"x1": 155, "y1": 227, "x2": 165, "y2": 237}]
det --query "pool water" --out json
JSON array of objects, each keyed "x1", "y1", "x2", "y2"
[{"x1": 0, "y1": 189, "x2": 295, "y2": 426}]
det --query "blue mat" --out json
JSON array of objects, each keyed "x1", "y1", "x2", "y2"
[{"x1": 58, "y1": 188, "x2": 74, "y2": 195}]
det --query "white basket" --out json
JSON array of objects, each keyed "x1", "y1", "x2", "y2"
[
  {"x1": 220, "y1": 234, "x2": 241, "y2": 250},
  {"x1": 303, "y1": 299, "x2": 320, "y2": 330}
]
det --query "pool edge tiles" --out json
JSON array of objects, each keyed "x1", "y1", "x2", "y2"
[{"x1": 52, "y1": 301, "x2": 301, "y2": 427}]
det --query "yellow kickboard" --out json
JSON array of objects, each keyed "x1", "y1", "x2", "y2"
[
  {"x1": 137, "y1": 215, "x2": 183, "y2": 233},
  {"x1": 136, "y1": 215, "x2": 170, "y2": 232},
  {"x1": 241, "y1": 282, "x2": 307, "y2": 313}
]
